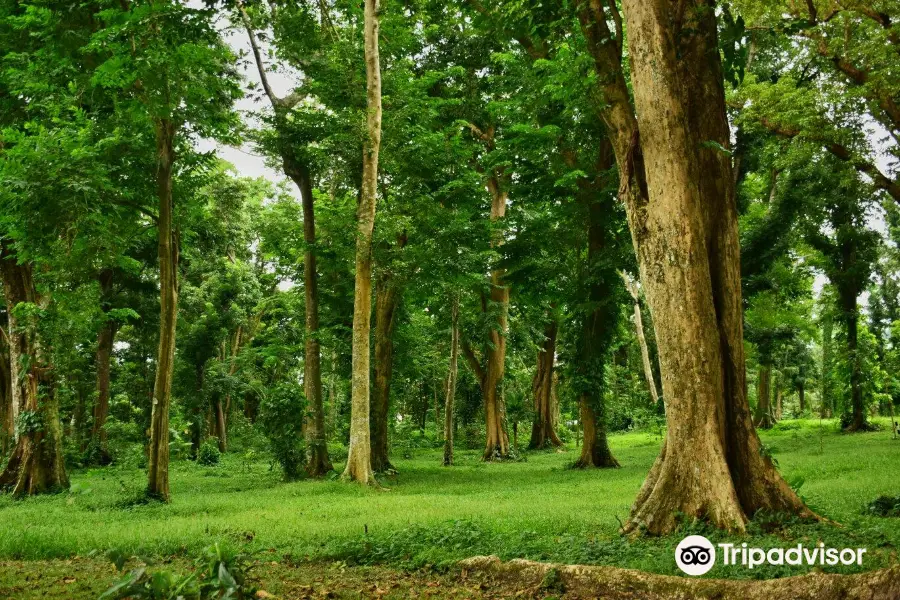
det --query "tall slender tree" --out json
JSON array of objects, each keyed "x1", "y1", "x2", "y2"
[
  {"x1": 343, "y1": 0, "x2": 382, "y2": 484},
  {"x1": 237, "y1": 3, "x2": 332, "y2": 476}
]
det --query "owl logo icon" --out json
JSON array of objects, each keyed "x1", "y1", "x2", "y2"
[{"x1": 675, "y1": 535, "x2": 716, "y2": 576}]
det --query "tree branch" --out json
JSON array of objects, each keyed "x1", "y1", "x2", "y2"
[
  {"x1": 237, "y1": 2, "x2": 302, "y2": 111},
  {"x1": 461, "y1": 339, "x2": 486, "y2": 386},
  {"x1": 752, "y1": 115, "x2": 900, "y2": 204}
]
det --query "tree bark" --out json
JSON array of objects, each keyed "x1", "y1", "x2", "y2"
[
  {"x1": 578, "y1": 0, "x2": 813, "y2": 534},
  {"x1": 774, "y1": 372, "x2": 783, "y2": 421},
  {"x1": 213, "y1": 397, "x2": 227, "y2": 453},
  {"x1": 621, "y1": 273, "x2": 660, "y2": 405},
  {"x1": 0, "y1": 241, "x2": 68, "y2": 496},
  {"x1": 841, "y1": 289, "x2": 868, "y2": 431},
  {"x1": 294, "y1": 163, "x2": 332, "y2": 476},
  {"x1": 0, "y1": 330, "x2": 12, "y2": 456},
  {"x1": 528, "y1": 317, "x2": 562, "y2": 449},
  {"x1": 482, "y1": 176, "x2": 510, "y2": 461},
  {"x1": 574, "y1": 394, "x2": 619, "y2": 469},
  {"x1": 572, "y1": 160, "x2": 620, "y2": 469},
  {"x1": 754, "y1": 366, "x2": 773, "y2": 429},
  {"x1": 146, "y1": 118, "x2": 178, "y2": 502},
  {"x1": 342, "y1": 0, "x2": 381, "y2": 485},
  {"x1": 821, "y1": 311, "x2": 833, "y2": 417},
  {"x1": 443, "y1": 295, "x2": 459, "y2": 466},
  {"x1": 799, "y1": 381, "x2": 805, "y2": 412},
  {"x1": 370, "y1": 274, "x2": 400, "y2": 473},
  {"x1": 90, "y1": 318, "x2": 116, "y2": 464}
]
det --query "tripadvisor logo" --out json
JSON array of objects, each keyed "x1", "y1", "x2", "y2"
[
  {"x1": 675, "y1": 535, "x2": 716, "y2": 576},
  {"x1": 675, "y1": 535, "x2": 868, "y2": 576}
]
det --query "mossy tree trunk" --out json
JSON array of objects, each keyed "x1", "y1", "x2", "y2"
[
  {"x1": 0, "y1": 330, "x2": 12, "y2": 456},
  {"x1": 0, "y1": 241, "x2": 68, "y2": 496},
  {"x1": 572, "y1": 155, "x2": 620, "y2": 469},
  {"x1": 840, "y1": 286, "x2": 868, "y2": 431},
  {"x1": 91, "y1": 320, "x2": 116, "y2": 464}
]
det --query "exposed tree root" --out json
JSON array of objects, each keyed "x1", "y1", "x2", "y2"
[{"x1": 459, "y1": 556, "x2": 900, "y2": 600}]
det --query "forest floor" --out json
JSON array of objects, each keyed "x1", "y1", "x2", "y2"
[{"x1": 0, "y1": 419, "x2": 898, "y2": 598}]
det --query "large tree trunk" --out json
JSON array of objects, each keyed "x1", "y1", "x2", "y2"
[
  {"x1": 370, "y1": 275, "x2": 400, "y2": 473},
  {"x1": 0, "y1": 242, "x2": 68, "y2": 496},
  {"x1": 443, "y1": 295, "x2": 459, "y2": 466},
  {"x1": 754, "y1": 366, "x2": 773, "y2": 429},
  {"x1": 528, "y1": 317, "x2": 562, "y2": 449},
  {"x1": 621, "y1": 273, "x2": 660, "y2": 405},
  {"x1": 482, "y1": 177, "x2": 510, "y2": 461},
  {"x1": 90, "y1": 318, "x2": 116, "y2": 464},
  {"x1": 574, "y1": 394, "x2": 619, "y2": 469},
  {"x1": 146, "y1": 118, "x2": 178, "y2": 502},
  {"x1": 342, "y1": 0, "x2": 381, "y2": 484},
  {"x1": 578, "y1": 0, "x2": 813, "y2": 534}
]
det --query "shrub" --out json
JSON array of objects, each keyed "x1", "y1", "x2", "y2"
[
  {"x1": 197, "y1": 439, "x2": 221, "y2": 466},
  {"x1": 257, "y1": 382, "x2": 306, "y2": 480},
  {"x1": 100, "y1": 543, "x2": 255, "y2": 599},
  {"x1": 865, "y1": 495, "x2": 900, "y2": 517}
]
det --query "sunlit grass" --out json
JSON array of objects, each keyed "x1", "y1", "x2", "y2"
[{"x1": 0, "y1": 418, "x2": 897, "y2": 579}]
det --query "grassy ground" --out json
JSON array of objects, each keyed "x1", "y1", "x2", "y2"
[{"x1": 0, "y1": 418, "x2": 898, "y2": 596}]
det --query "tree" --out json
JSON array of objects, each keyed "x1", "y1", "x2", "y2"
[
  {"x1": 574, "y1": 0, "x2": 813, "y2": 534},
  {"x1": 90, "y1": 1, "x2": 240, "y2": 500},
  {"x1": 442, "y1": 295, "x2": 460, "y2": 466},
  {"x1": 343, "y1": 0, "x2": 382, "y2": 484},
  {"x1": 0, "y1": 242, "x2": 69, "y2": 495},
  {"x1": 236, "y1": 1, "x2": 333, "y2": 477}
]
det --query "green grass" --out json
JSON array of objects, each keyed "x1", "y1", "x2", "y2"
[{"x1": 0, "y1": 418, "x2": 898, "y2": 580}]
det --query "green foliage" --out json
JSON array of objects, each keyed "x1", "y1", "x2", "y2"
[
  {"x1": 14, "y1": 410, "x2": 43, "y2": 437},
  {"x1": 100, "y1": 543, "x2": 254, "y2": 600},
  {"x1": 196, "y1": 440, "x2": 221, "y2": 467},
  {"x1": 257, "y1": 383, "x2": 306, "y2": 481}
]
